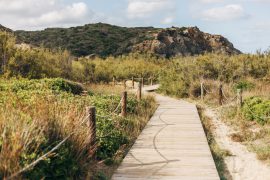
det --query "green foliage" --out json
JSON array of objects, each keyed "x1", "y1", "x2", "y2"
[
  {"x1": 0, "y1": 78, "x2": 156, "y2": 179},
  {"x1": 234, "y1": 80, "x2": 255, "y2": 91},
  {"x1": 15, "y1": 23, "x2": 156, "y2": 57},
  {"x1": 159, "y1": 53, "x2": 270, "y2": 98},
  {"x1": 49, "y1": 78, "x2": 83, "y2": 95},
  {"x1": 242, "y1": 97, "x2": 270, "y2": 124}
]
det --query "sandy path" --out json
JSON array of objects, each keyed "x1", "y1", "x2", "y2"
[{"x1": 204, "y1": 107, "x2": 270, "y2": 180}]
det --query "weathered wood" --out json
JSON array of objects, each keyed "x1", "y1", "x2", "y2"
[
  {"x1": 219, "y1": 84, "x2": 223, "y2": 105},
  {"x1": 132, "y1": 77, "x2": 135, "y2": 89},
  {"x1": 121, "y1": 91, "x2": 127, "y2": 117},
  {"x1": 87, "y1": 106, "x2": 96, "y2": 157},
  {"x1": 113, "y1": 77, "x2": 116, "y2": 86},
  {"x1": 123, "y1": 80, "x2": 127, "y2": 89},
  {"x1": 237, "y1": 88, "x2": 243, "y2": 108},
  {"x1": 201, "y1": 82, "x2": 204, "y2": 101},
  {"x1": 112, "y1": 93, "x2": 219, "y2": 180},
  {"x1": 137, "y1": 82, "x2": 142, "y2": 101}
]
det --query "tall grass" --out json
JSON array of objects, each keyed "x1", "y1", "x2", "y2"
[{"x1": 0, "y1": 79, "x2": 157, "y2": 179}]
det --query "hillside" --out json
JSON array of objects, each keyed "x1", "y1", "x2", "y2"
[
  {"x1": 14, "y1": 23, "x2": 241, "y2": 58},
  {"x1": 0, "y1": 24, "x2": 12, "y2": 32}
]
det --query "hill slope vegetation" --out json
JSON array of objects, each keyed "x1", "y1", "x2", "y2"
[{"x1": 13, "y1": 23, "x2": 241, "y2": 57}]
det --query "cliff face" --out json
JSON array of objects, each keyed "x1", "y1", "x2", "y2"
[
  {"x1": 12, "y1": 23, "x2": 240, "y2": 57},
  {"x1": 132, "y1": 27, "x2": 241, "y2": 57}
]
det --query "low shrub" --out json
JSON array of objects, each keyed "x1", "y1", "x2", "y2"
[
  {"x1": 242, "y1": 97, "x2": 270, "y2": 124},
  {"x1": 234, "y1": 80, "x2": 255, "y2": 91}
]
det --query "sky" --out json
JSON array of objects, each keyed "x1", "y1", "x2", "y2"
[{"x1": 0, "y1": 0, "x2": 270, "y2": 53}]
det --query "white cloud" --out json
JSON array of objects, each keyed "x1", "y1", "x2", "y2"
[
  {"x1": 0, "y1": 0, "x2": 93, "y2": 30},
  {"x1": 201, "y1": 4, "x2": 248, "y2": 21},
  {"x1": 127, "y1": 0, "x2": 174, "y2": 19},
  {"x1": 161, "y1": 16, "x2": 174, "y2": 24},
  {"x1": 199, "y1": 0, "x2": 224, "y2": 3}
]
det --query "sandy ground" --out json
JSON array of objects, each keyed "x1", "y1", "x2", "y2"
[{"x1": 204, "y1": 107, "x2": 270, "y2": 180}]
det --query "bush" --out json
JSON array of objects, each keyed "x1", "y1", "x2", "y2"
[
  {"x1": 234, "y1": 80, "x2": 255, "y2": 91},
  {"x1": 242, "y1": 97, "x2": 270, "y2": 124}
]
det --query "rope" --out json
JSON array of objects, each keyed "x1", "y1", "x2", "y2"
[
  {"x1": 6, "y1": 133, "x2": 74, "y2": 180},
  {"x1": 6, "y1": 107, "x2": 97, "y2": 179},
  {"x1": 202, "y1": 84, "x2": 213, "y2": 94},
  {"x1": 96, "y1": 96, "x2": 123, "y2": 119},
  {"x1": 220, "y1": 88, "x2": 238, "y2": 104}
]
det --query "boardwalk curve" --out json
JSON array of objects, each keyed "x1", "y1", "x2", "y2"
[{"x1": 112, "y1": 87, "x2": 219, "y2": 180}]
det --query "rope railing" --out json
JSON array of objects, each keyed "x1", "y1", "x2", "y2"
[
  {"x1": 7, "y1": 75, "x2": 152, "y2": 179},
  {"x1": 201, "y1": 81, "x2": 270, "y2": 123},
  {"x1": 5, "y1": 91, "x2": 127, "y2": 180},
  {"x1": 112, "y1": 76, "x2": 156, "y2": 88},
  {"x1": 245, "y1": 103, "x2": 270, "y2": 121},
  {"x1": 200, "y1": 81, "x2": 242, "y2": 107}
]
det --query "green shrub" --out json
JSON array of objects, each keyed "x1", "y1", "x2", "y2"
[
  {"x1": 48, "y1": 78, "x2": 83, "y2": 95},
  {"x1": 234, "y1": 80, "x2": 255, "y2": 91},
  {"x1": 242, "y1": 97, "x2": 270, "y2": 124}
]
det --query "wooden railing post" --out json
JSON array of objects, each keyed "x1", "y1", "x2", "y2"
[
  {"x1": 87, "y1": 106, "x2": 96, "y2": 157},
  {"x1": 123, "y1": 80, "x2": 126, "y2": 89},
  {"x1": 121, "y1": 91, "x2": 127, "y2": 117},
  {"x1": 201, "y1": 82, "x2": 204, "y2": 101},
  {"x1": 237, "y1": 89, "x2": 243, "y2": 108},
  {"x1": 137, "y1": 82, "x2": 142, "y2": 101},
  {"x1": 141, "y1": 77, "x2": 144, "y2": 87},
  {"x1": 113, "y1": 77, "x2": 116, "y2": 86},
  {"x1": 132, "y1": 77, "x2": 134, "y2": 89},
  {"x1": 219, "y1": 84, "x2": 223, "y2": 105},
  {"x1": 150, "y1": 78, "x2": 153, "y2": 86}
]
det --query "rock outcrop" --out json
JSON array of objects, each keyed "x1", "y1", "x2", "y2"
[{"x1": 132, "y1": 27, "x2": 241, "y2": 57}]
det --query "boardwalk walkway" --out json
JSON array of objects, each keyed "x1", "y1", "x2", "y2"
[{"x1": 112, "y1": 87, "x2": 219, "y2": 180}]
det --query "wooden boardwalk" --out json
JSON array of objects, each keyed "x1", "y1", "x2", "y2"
[{"x1": 112, "y1": 88, "x2": 219, "y2": 180}]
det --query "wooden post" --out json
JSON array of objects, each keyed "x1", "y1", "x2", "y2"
[
  {"x1": 237, "y1": 89, "x2": 243, "y2": 108},
  {"x1": 123, "y1": 80, "x2": 126, "y2": 89},
  {"x1": 150, "y1": 78, "x2": 153, "y2": 86},
  {"x1": 141, "y1": 77, "x2": 144, "y2": 87},
  {"x1": 113, "y1": 77, "x2": 116, "y2": 86},
  {"x1": 137, "y1": 82, "x2": 142, "y2": 101},
  {"x1": 121, "y1": 91, "x2": 127, "y2": 117},
  {"x1": 87, "y1": 106, "x2": 96, "y2": 157},
  {"x1": 132, "y1": 77, "x2": 134, "y2": 89},
  {"x1": 201, "y1": 82, "x2": 204, "y2": 101},
  {"x1": 219, "y1": 84, "x2": 223, "y2": 106}
]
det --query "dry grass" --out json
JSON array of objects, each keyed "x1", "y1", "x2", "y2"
[
  {"x1": 197, "y1": 106, "x2": 232, "y2": 180},
  {"x1": 0, "y1": 79, "x2": 157, "y2": 179}
]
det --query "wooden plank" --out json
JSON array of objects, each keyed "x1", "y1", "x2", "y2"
[{"x1": 112, "y1": 91, "x2": 219, "y2": 180}]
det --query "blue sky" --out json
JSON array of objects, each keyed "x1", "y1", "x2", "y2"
[{"x1": 0, "y1": 0, "x2": 270, "y2": 53}]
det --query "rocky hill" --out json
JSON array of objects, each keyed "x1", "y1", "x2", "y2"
[
  {"x1": 12, "y1": 23, "x2": 241, "y2": 57},
  {"x1": 0, "y1": 24, "x2": 12, "y2": 32}
]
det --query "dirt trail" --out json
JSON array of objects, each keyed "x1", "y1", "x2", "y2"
[{"x1": 204, "y1": 107, "x2": 270, "y2": 180}]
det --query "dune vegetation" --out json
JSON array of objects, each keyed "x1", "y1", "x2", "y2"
[{"x1": 1, "y1": 29, "x2": 270, "y2": 179}]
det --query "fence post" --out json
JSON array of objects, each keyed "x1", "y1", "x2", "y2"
[
  {"x1": 201, "y1": 82, "x2": 204, "y2": 101},
  {"x1": 121, "y1": 91, "x2": 127, "y2": 117},
  {"x1": 132, "y1": 77, "x2": 134, "y2": 89},
  {"x1": 87, "y1": 106, "x2": 96, "y2": 157},
  {"x1": 123, "y1": 80, "x2": 126, "y2": 89},
  {"x1": 113, "y1": 77, "x2": 116, "y2": 86},
  {"x1": 141, "y1": 77, "x2": 144, "y2": 87},
  {"x1": 137, "y1": 82, "x2": 142, "y2": 101},
  {"x1": 219, "y1": 84, "x2": 223, "y2": 105},
  {"x1": 237, "y1": 89, "x2": 243, "y2": 108},
  {"x1": 151, "y1": 77, "x2": 153, "y2": 86}
]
